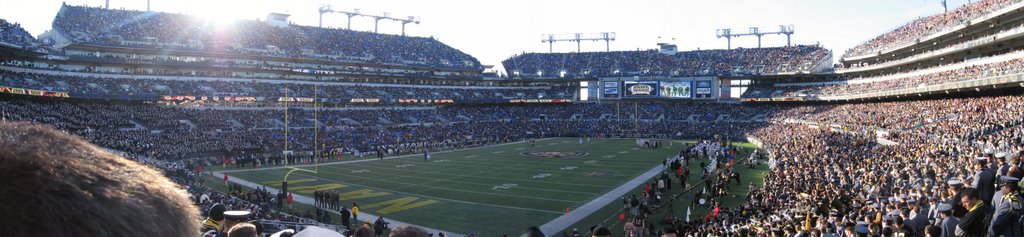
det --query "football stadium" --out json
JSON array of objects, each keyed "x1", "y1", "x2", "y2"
[{"x1": 0, "y1": 0, "x2": 1023, "y2": 236}]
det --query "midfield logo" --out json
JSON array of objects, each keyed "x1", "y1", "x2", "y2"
[{"x1": 520, "y1": 151, "x2": 589, "y2": 159}]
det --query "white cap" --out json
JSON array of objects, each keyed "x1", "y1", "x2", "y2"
[{"x1": 937, "y1": 203, "x2": 952, "y2": 212}]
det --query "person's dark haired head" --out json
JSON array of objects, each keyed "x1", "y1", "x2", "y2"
[
  {"x1": 389, "y1": 225, "x2": 429, "y2": 237},
  {"x1": 591, "y1": 226, "x2": 611, "y2": 237},
  {"x1": 0, "y1": 122, "x2": 200, "y2": 236},
  {"x1": 881, "y1": 227, "x2": 894, "y2": 237},
  {"x1": 227, "y1": 223, "x2": 258, "y2": 237},
  {"x1": 353, "y1": 226, "x2": 375, "y2": 237},
  {"x1": 925, "y1": 226, "x2": 941, "y2": 237},
  {"x1": 208, "y1": 204, "x2": 226, "y2": 221},
  {"x1": 962, "y1": 188, "x2": 979, "y2": 200}
]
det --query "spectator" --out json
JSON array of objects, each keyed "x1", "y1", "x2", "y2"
[
  {"x1": 227, "y1": 223, "x2": 258, "y2": 237},
  {"x1": 389, "y1": 225, "x2": 429, "y2": 237},
  {"x1": 955, "y1": 189, "x2": 988, "y2": 236},
  {"x1": 0, "y1": 122, "x2": 200, "y2": 237}
]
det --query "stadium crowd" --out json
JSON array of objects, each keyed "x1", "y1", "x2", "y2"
[
  {"x1": 0, "y1": 69, "x2": 574, "y2": 100},
  {"x1": 51, "y1": 4, "x2": 481, "y2": 70},
  {"x1": 0, "y1": 99, "x2": 778, "y2": 161},
  {"x1": 3, "y1": 0, "x2": 1021, "y2": 236},
  {"x1": 666, "y1": 95, "x2": 1024, "y2": 236},
  {"x1": 3, "y1": 90, "x2": 1024, "y2": 236},
  {"x1": 0, "y1": 18, "x2": 33, "y2": 48},
  {"x1": 842, "y1": 0, "x2": 1022, "y2": 58},
  {"x1": 743, "y1": 56, "x2": 1024, "y2": 98},
  {"x1": 502, "y1": 45, "x2": 830, "y2": 79}
]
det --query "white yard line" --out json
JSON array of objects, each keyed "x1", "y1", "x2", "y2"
[
  {"x1": 300, "y1": 168, "x2": 583, "y2": 203},
  {"x1": 284, "y1": 172, "x2": 566, "y2": 215},
  {"x1": 526, "y1": 163, "x2": 667, "y2": 237},
  {"x1": 214, "y1": 171, "x2": 466, "y2": 236},
  {"x1": 216, "y1": 137, "x2": 673, "y2": 236}
]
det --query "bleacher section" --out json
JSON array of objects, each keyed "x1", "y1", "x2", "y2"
[
  {"x1": 48, "y1": 5, "x2": 481, "y2": 71},
  {"x1": 743, "y1": 50, "x2": 1024, "y2": 99},
  {"x1": 0, "y1": 67, "x2": 575, "y2": 102},
  {"x1": 0, "y1": 18, "x2": 34, "y2": 48},
  {"x1": 0, "y1": 100, "x2": 774, "y2": 159},
  {"x1": 502, "y1": 45, "x2": 831, "y2": 79},
  {"x1": 743, "y1": 0, "x2": 1024, "y2": 101},
  {"x1": 842, "y1": 0, "x2": 1024, "y2": 60}
]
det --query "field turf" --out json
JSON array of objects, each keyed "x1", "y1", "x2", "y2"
[{"x1": 212, "y1": 138, "x2": 765, "y2": 236}]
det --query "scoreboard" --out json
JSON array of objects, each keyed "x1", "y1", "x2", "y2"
[{"x1": 599, "y1": 77, "x2": 716, "y2": 100}]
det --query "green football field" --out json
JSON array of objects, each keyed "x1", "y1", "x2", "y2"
[{"x1": 213, "y1": 138, "x2": 767, "y2": 236}]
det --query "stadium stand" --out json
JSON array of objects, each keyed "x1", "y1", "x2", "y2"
[
  {"x1": 0, "y1": 99, "x2": 773, "y2": 159},
  {"x1": 3, "y1": 0, "x2": 1024, "y2": 236},
  {"x1": 684, "y1": 94, "x2": 1024, "y2": 236},
  {"x1": 842, "y1": 0, "x2": 1023, "y2": 59},
  {"x1": 2, "y1": 90, "x2": 1024, "y2": 236},
  {"x1": 49, "y1": 5, "x2": 481, "y2": 71},
  {"x1": 502, "y1": 45, "x2": 831, "y2": 79},
  {"x1": 743, "y1": 53, "x2": 1024, "y2": 98},
  {"x1": 0, "y1": 18, "x2": 34, "y2": 48},
  {"x1": 0, "y1": 68, "x2": 576, "y2": 101},
  {"x1": 743, "y1": 0, "x2": 1024, "y2": 101}
]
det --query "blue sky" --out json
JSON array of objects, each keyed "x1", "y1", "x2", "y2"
[{"x1": 0, "y1": 0, "x2": 968, "y2": 69}]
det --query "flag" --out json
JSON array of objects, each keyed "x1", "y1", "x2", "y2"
[
  {"x1": 805, "y1": 212, "x2": 812, "y2": 231},
  {"x1": 686, "y1": 206, "x2": 691, "y2": 222},
  {"x1": 713, "y1": 206, "x2": 720, "y2": 217}
]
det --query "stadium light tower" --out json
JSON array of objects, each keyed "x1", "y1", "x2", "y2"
[
  {"x1": 400, "y1": 16, "x2": 420, "y2": 36},
  {"x1": 319, "y1": 5, "x2": 363, "y2": 29},
  {"x1": 367, "y1": 12, "x2": 420, "y2": 34},
  {"x1": 541, "y1": 32, "x2": 616, "y2": 53},
  {"x1": 716, "y1": 29, "x2": 733, "y2": 49},
  {"x1": 345, "y1": 9, "x2": 361, "y2": 29},
  {"x1": 318, "y1": 5, "x2": 331, "y2": 28},
  {"x1": 716, "y1": 25, "x2": 794, "y2": 49},
  {"x1": 374, "y1": 13, "x2": 389, "y2": 33},
  {"x1": 319, "y1": 6, "x2": 419, "y2": 35}
]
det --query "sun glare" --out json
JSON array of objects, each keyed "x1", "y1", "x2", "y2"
[{"x1": 192, "y1": 1, "x2": 253, "y2": 26}]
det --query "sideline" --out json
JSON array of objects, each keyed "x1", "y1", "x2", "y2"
[
  {"x1": 220, "y1": 138, "x2": 553, "y2": 173},
  {"x1": 526, "y1": 163, "x2": 667, "y2": 237},
  {"x1": 213, "y1": 171, "x2": 466, "y2": 236}
]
